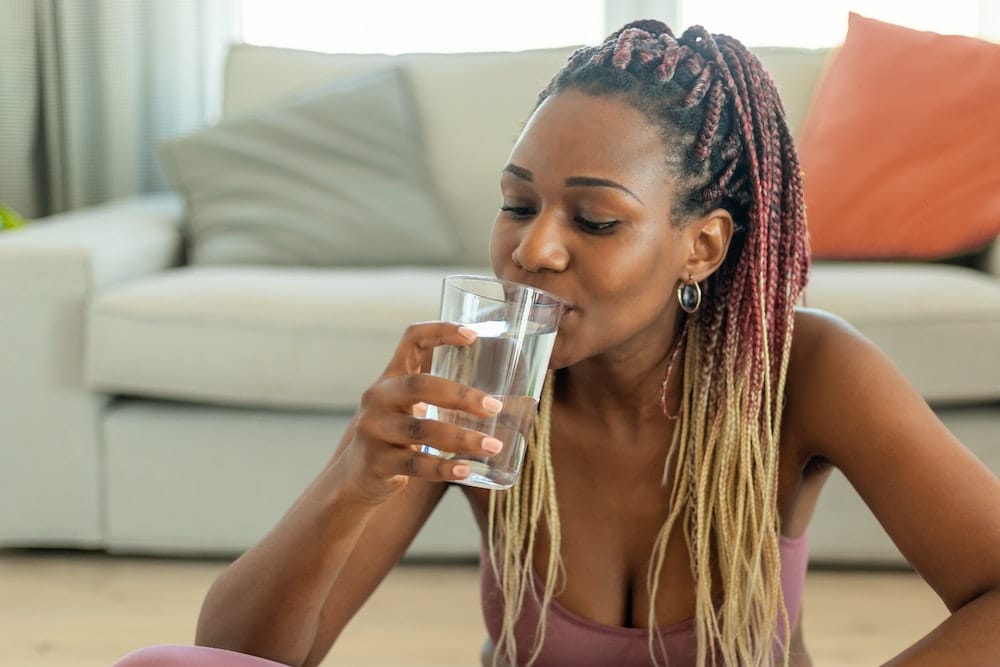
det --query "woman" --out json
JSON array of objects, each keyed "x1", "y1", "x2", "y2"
[{"x1": 117, "y1": 20, "x2": 1000, "y2": 667}]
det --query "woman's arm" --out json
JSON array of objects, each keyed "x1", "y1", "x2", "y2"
[
  {"x1": 790, "y1": 308, "x2": 1000, "y2": 665},
  {"x1": 194, "y1": 426, "x2": 447, "y2": 666},
  {"x1": 195, "y1": 323, "x2": 503, "y2": 666}
]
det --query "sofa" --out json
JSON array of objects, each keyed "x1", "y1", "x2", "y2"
[{"x1": 2, "y1": 42, "x2": 999, "y2": 566}]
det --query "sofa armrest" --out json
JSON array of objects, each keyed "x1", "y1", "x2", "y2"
[
  {"x1": 0, "y1": 194, "x2": 184, "y2": 547},
  {"x1": 0, "y1": 193, "x2": 184, "y2": 291},
  {"x1": 986, "y1": 236, "x2": 1000, "y2": 280}
]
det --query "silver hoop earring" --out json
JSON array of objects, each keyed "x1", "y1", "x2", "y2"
[{"x1": 677, "y1": 276, "x2": 702, "y2": 314}]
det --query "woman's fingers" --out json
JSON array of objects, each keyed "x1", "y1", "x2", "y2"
[
  {"x1": 368, "y1": 413, "x2": 504, "y2": 458},
  {"x1": 385, "y1": 449, "x2": 474, "y2": 484},
  {"x1": 381, "y1": 373, "x2": 503, "y2": 418},
  {"x1": 340, "y1": 321, "x2": 497, "y2": 503},
  {"x1": 383, "y1": 321, "x2": 477, "y2": 375}
]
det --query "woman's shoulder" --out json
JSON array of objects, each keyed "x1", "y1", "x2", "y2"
[
  {"x1": 785, "y1": 306, "x2": 927, "y2": 457},
  {"x1": 783, "y1": 307, "x2": 879, "y2": 454},
  {"x1": 788, "y1": 306, "x2": 869, "y2": 380},
  {"x1": 791, "y1": 306, "x2": 855, "y2": 350}
]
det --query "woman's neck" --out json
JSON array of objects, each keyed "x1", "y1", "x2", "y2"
[{"x1": 558, "y1": 318, "x2": 688, "y2": 428}]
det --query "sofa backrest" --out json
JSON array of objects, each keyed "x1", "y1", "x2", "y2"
[
  {"x1": 752, "y1": 47, "x2": 832, "y2": 137},
  {"x1": 223, "y1": 43, "x2": 830, "y2": 266}
]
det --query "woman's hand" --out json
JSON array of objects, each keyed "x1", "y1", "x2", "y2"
[
  {"x1": 333, "y1": 321, "x2": 504, "y2": 506},
  {"x1": 196, "y1": 322, "x2": 492, "y2": 664}
]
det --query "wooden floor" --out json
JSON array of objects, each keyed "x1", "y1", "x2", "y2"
[{"x1": 0, "y1": 549, "x2": 945, "y2": 667}]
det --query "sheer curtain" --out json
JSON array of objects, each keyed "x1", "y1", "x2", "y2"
[{"x1": 0, "y1": 0, "x2": 239, "y2": 219}]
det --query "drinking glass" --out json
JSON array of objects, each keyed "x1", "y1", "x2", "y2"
[{"x1": 421, "y1": 275, "x2": 563, "y2": 489}]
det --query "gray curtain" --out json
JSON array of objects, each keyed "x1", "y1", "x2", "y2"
[{"x1": 0, "y1": 0, "x2": 239, "y2": 219}]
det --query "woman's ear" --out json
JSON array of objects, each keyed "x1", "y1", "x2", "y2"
[{"x1": 681, "y1": 208, "x2": 735, "y2": 282}]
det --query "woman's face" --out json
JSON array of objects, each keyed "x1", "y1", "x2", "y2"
[{"x1": 490, "y1": 89, "x2": 695, "y2": 369}]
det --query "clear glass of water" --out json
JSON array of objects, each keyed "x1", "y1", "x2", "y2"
[{"x1": 421, "y1": 275, "x2": 563, "y2": 490}]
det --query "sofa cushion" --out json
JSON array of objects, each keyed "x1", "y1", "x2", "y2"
[
  {"x1": 86, "y1": 265, "x2": 485, "y2": 410},
  {"x1": 807, "y1": 263, "x2": 1000, "y2": 403},
  {"x1": 160, "y1": 67, "x2": 460, "y2": 267},
  {"x1": 221, "y1": 45, "x2": 579, "y2": 267},
  {"x1": 86, "y1": 263, "x2": 1000, "y2": 410},
  {"x1": 751, "y1": 47, "x2": 831, "y2": 140},
  {"x1": 798, "y1": 13, "x2": 1000, "y2": 260}
]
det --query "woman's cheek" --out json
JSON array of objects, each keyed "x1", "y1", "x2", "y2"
[{"x1": 488, "y1": 222, "x2": 508, "y2": 276}]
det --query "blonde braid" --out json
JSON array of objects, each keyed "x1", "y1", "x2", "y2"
[{"x1": 487, "y1": 373, "x2": 561, "y2": 667}]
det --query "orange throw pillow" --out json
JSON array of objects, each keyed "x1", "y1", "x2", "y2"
[{"x1": 797, "y1": 13, "x2": 1000, "y2": 260}]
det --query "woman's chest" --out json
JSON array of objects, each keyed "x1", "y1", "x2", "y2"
[
  {"x1": 464, "y1": 418, "x2": 698, "y2": 628},
  {"x1": 462, "y1": 408, "x2": 814, "y2": 630}
]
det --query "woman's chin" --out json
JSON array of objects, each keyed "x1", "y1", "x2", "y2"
[{"x1": 547, "y1": 339, "x2": 582, "y2": 371}]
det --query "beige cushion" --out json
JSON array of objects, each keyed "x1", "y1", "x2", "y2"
[
  {"x1": 88, "y1": 262, "x2": 1000, "y2": 410},
  {"x1": 987, "y1": 237, "x2": 1000, "y2": 279},
  {"x1": 222, "y1": 45, "x2": 580, "y2": 267},
  {"x1": 807, "y1": 262, "x2": 1000, "y2": 403},
  {"x1": 160, "y1": 67, "x2": 458, "y2": 267},
  {"x1": 86, "y1": 265, "x2": 486, "y2": 410},
  {"x1": 751, "y1": 47, "x2": 832, "y2": 139}
]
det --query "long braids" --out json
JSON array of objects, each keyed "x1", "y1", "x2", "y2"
[{"x1": 487, "y1": 20, "x2": 810, "y2": 667}]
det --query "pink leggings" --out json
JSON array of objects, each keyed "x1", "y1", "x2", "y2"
[{"x1": 113, "y1": 645, "x2": 290, "y2": 666}]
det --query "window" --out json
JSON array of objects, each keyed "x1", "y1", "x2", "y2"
[
  {"x1": 240, "y1": 0, "x2": 605, "y2": 54},
  {"x1": 680, "y1": 0, "x2": 986, "y2": 47},
  {"x1": 241, "y1": 1, "x2": 997, "y2": 54}
]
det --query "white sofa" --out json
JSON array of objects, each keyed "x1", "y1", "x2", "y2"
[{"x1": 2, "y1": 43, "x2": 999, "y2": 565}]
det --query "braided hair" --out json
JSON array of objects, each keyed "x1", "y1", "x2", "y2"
[{"x1": 487, "y1": 20, "x2": 810, "y2": 667}]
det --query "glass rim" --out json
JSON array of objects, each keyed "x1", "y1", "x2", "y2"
[{"x1": 443, "y1": 274, "x2": 565, "y2": 307}]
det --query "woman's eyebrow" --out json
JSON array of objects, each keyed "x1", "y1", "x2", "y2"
[
  {"x1": 501, "y1": 164, "x2": 645, "y2": 207},
  {"x1": 565, "y1": 176, "x2": 644, "y2": 206},
  {"x1": 501, "y1": 164, "x2": 534, "y2": 181}
]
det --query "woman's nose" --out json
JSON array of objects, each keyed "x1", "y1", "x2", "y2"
[{"x1": 511, "y1": 213, "x2": 569, "y2": 273}]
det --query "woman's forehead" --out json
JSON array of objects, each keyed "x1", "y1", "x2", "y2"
[{"x1": 508, "y1": 91, "x2": 672, "y2": 190}]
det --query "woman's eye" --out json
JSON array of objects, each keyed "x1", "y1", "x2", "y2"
[
  {"x1": 575, "y1": 217, "x2": 619, "y2": 234},
  {"x1": 499, "y1": 205, "x2": 534, "y2": 219}
]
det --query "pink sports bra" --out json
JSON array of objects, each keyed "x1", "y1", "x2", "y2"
[{"x1": 480, "y1": 533, "x2": 809, "y2": 666}]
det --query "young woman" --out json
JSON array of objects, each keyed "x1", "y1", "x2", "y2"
[{"x1": 116, "y1": 20, "x2": 1000, "y2": 667}]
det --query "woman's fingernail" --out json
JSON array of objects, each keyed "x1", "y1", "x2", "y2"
[
  {"x1": 482, "y1": 437, "x2": 503, "y2": 454},
  {"x1": 453, "y1": 464, "x2": 471, "y2": 478},
  {"x1": 482, "y1": 396, "x2": 503, "y2": 414},
  {"x1": 457, "y1": 326, "x2": 478, "y2": 341}
]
